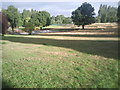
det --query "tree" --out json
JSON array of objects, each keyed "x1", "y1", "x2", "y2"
[
  {"x1": 55, "y1": 15, "x2": 65, "y2": 24},
  {"x1": 37, "y1": 11, "x2": 50, "y2": 27},
  {"x1": 41, "y1": 11, "x2": 51, "y2": 26},
  {"x1": 24, "y1": 22, "x2": 35, "y2": 35},
  {"x1": 98, "y1": 4, "x2": 107, "y2": 23},
  {"x1": 22, "y1": 9, "x2": 32, "y2": 26},
  {"x1": 50, "y1": 16, "x2": 56, "y2": 24},
  {"x1": 0, "y1": 12, "x2": 8, "y2": 36},
  {"x1": 30, "y1": 13, "x2": 40, "y2": 26},
  {"x1": 63, "y1": 17, "x2": 72, "y2": 24},
  {"x1": 3, "y1": 5, "x2": 20, "y2": 32},
  {"x1": 18, "y1": 13, "x2": 23, "y2": 26},
  {"x1": 71, "y1": 2, "x2": 95, "y2": 29},
  {"x1": 117, "y1": 3, "x2": 120, "y2": 22}
]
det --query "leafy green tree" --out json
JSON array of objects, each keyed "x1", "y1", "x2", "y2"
[
  {"x1": 63, "y1": 17, "x2": 72, "y2": 24},
  {"x1": 41, "y1": 11, "x2": 51, "y2": 26},
  {"x1": 55, "y1": 15, "x2": 65, "y2": 24},
  {"x1": 18, "y1": 13, "x2": 23, "y2": 26},
  {"x1": 4, "y1": 5, "x2": 20, "y2": 32},
  {"x1": 22, "y1": 9, "x2": 32, "y2": 26},
  {"x1": 29, "y1": 11, "x2": 50, "y2": 28},
  {"x1": 37, "y1": 11, "x2": 50, "y2": 27},
  {"x1": 24, "y1": 22, "x2": 35, "y2": 35},
  {"x1": 50, "y1": 16, "x2": 56, "y2": 24},
  {"x1": 30, "y1": 13, "x2": 40, "y2": 26},
  {"x1": 71, "y1": 2, "x2": 95, "y2": 29}
]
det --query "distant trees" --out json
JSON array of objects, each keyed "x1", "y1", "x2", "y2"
[
  {"x1": 63, "y1": 17, "x2": 72, "y2": 24},
  {"x1": 1, "y1": 3, "x2": 119, "y2": 35},
  {"x1": 71, "y1": 2, "x2": 95, "y2": 29},
  {"x1": 2, "y1": 5, "x2": 51, "y2": 31},
  {"x1": 98, "y1": 4, "x2": 117, "y2": 23},
  {"x1": 50, "y1": 15, "x2": 72, "y2": 25}
]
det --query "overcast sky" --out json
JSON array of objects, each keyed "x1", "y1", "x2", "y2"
[{"x1": 1, "y1": 1, "x2": 118, "y2": 17}]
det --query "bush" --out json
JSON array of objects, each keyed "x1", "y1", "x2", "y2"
[{"x1": 24, "y1": 22, "x2": 35, "y2": 35}]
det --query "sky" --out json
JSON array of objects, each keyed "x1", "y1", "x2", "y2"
[{"x1": 1, "y1": 1, "x2": 119, "y2": 17}]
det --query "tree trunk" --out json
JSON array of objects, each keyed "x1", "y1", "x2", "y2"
[
  {"x1": 12, "y1": 26, "x2": 14, "y2": 32},
  {"x1": 82, "y1": 25, "x2": 84, "y2": 30},
  {"x1": 28, "y1": 33, "x2": 32, "y2": 35},
  {"x1": 28, "y1": 30, "x2": 32, "y2": 35}
]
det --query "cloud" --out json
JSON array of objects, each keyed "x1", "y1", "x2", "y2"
[{"x1": 2, "y1": 2, "x2": 118, "y2": 17}]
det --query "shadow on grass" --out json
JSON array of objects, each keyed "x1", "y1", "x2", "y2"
[
  {"x1": 2, "y1": 80, "x2": 13, "y2": 88},
  {"x1": 2, "y1": 35, "x2": 118, "y2": 60},
  {"x1": 36, "y1": 34, "x2": 118, "y2": 37}
]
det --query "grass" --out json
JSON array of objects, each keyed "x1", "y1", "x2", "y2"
[{"x1": 2, "y1": 27, "x2": 119, "y2": 88}]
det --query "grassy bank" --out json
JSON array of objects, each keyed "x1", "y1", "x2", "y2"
[{"x1": 2, "y1": 33, "x2": 118, "y2": 88}]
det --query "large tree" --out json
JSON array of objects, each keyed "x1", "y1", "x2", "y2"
[
  {"x1": 4, "y1": 5, "x2": 20, "y2": 32},
  {"x1": 30, "y1": 12, "x2": 40, "y2": 26},
  {"x1": 37, "y1": 11, "x2": 50, "y2": 27},
  {"x1": 71, "y1": 2, "x2": 95, "y2": 29},
  {"x1": 29, "y1": 11, "x2": 51, "y2": 28}
]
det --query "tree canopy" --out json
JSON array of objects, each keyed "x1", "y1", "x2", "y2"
[
  {"x1": 2, "y1": 5, "x2": 20, "y2": 31},
  {"x1": 71, "y1": 2, "x2": 95, "y2": 29}
]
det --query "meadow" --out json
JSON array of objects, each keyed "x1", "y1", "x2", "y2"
[{"x1": 2, "y1": 23, "x2": 119, "y2": 88}]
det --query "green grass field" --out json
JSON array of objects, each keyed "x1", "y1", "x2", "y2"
[{"x1": 2, "y1": 27, "x2": 119, "y2": 88}]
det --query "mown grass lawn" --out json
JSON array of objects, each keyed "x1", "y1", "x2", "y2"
[{"x1": 2, "y1": 34, "x2": 118, "y2": 88}]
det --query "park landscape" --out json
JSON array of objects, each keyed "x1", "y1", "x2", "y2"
[{"x1": 1, "y1": 1, "x2": 120, "y2": 88}]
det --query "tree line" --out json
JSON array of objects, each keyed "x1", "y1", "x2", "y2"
[
  {"x1": 2, "y1": 6, "x2": 72, "y2": 31},
  {"x1": 96, "y1": 4, "x2": 118, "y2": 23},
  {"x1": 50, "y1": 15, "x2": 72, "y2": 25},
  {"x1": 1, "y1": 2, "x2": 120, "y2": 35}
]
